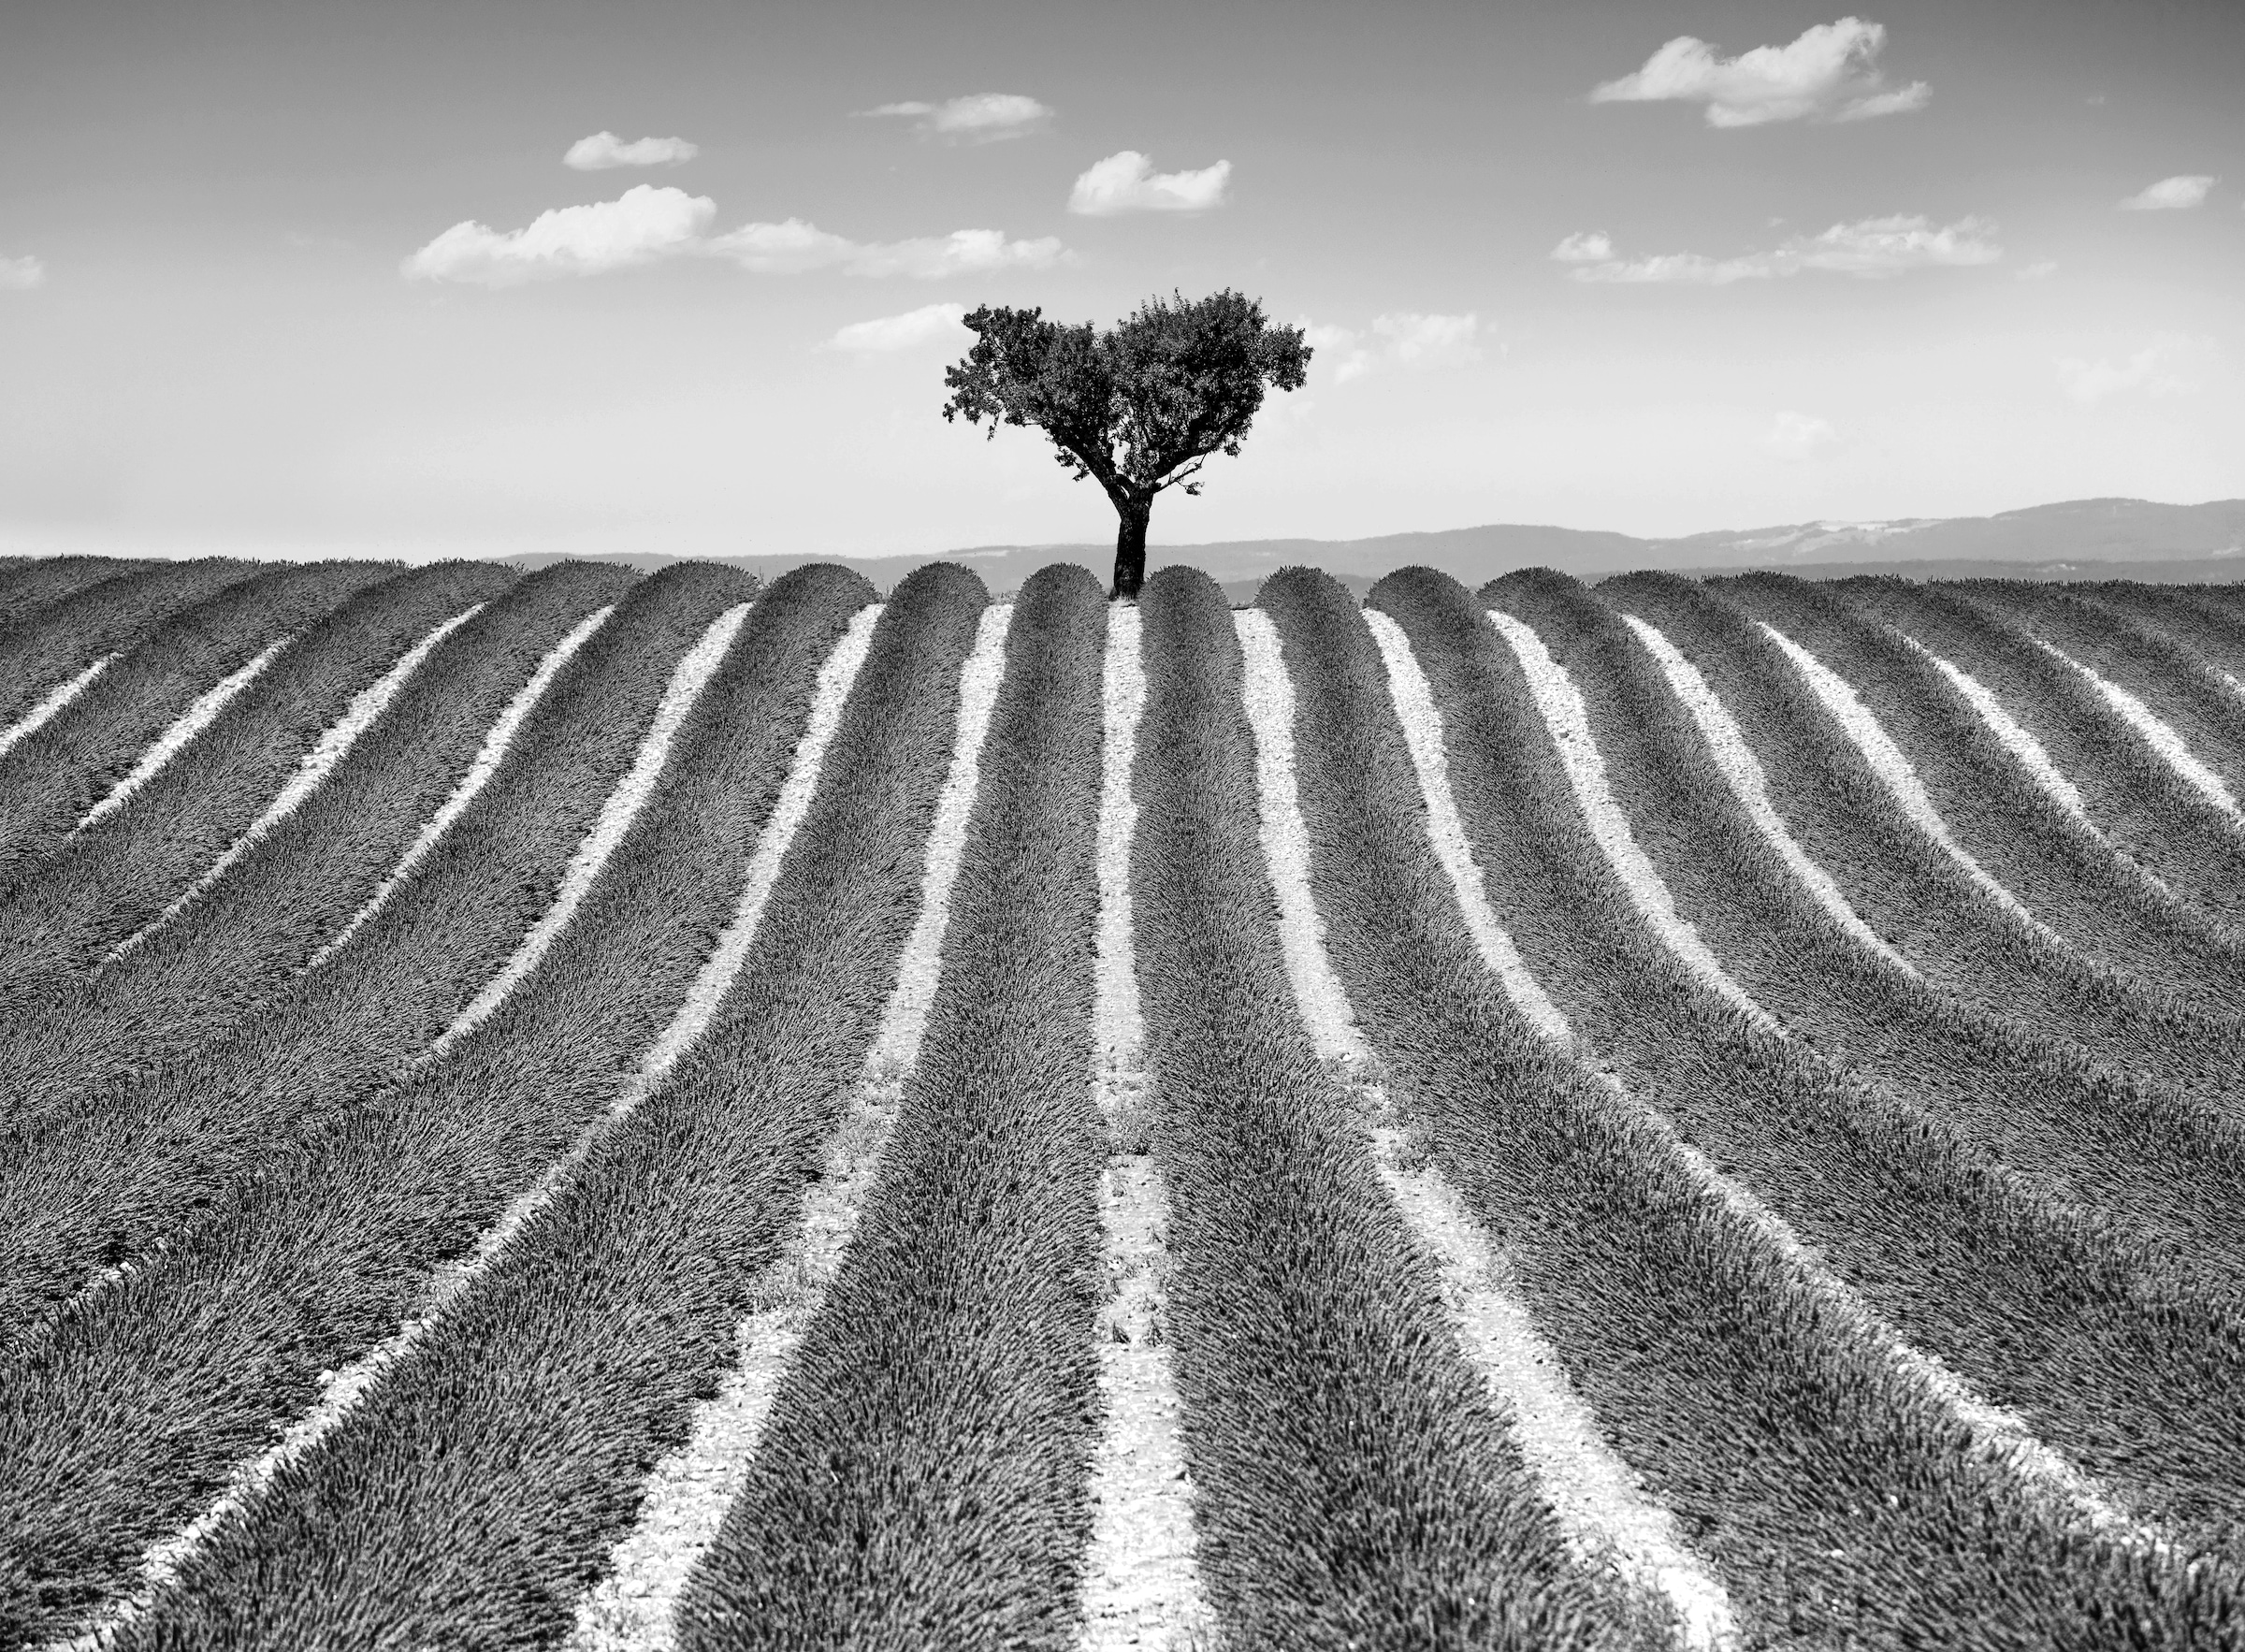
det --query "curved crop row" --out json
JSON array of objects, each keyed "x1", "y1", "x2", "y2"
[
  {"x1": 1122, "y1": 567, "x2": 1637, "y2": 1652},
  {"x1": 0, "y1": 558, "x2": 254, "y2": 731},
  {"x1": 2076, "y1": 579, "x2": 2245, "y2": 693},
  {"x1": 1601, "y1": 570, "x2": 2245, "y2": 1117},
  {"x1": 1707, "y1": 572, "x2": 2245, "y2": 1002},
  {"x1": 0, "y1": 557, "x2": 157, "y2": 632},
  {"x1": 0, "y1": 564, "x2": 758, "y2": 1359},
  {"x1": 1305, "y1": 564, "x2": 2238, "y2": 1644},
  {"x1": 0, "y1": 560, "x2": 396, "y2": 875},
  {"x1": 567, "y1": 596, "x2": 1015, "y2": 1652},
  {"x1": 0, "y1": 563, "x2": 880, "y2": 1645},
  {"x1": 0, "y1": 560, "x2": 516, "y2": 1011},
  {"x1": 1392, "y1": 566, "x2": 2245, "y2": 1551},
  {"x1": 0, "y1": 560, "x2": 632, "y2": 1135},
  {"x1": 1490, "y1": 571, "x2": 2245, "y2": 1302},
  {"x1": 1963, "y1": 579, "x2": 2245, "y2": 812},
  {"x1": 86, "y1": 564, "x2": 983, "y2": 1649},
  {"x1": 1834, "y1": 575, "x2": 2245, "y2": 928},
  {"x1": 673, "y1": 566, "x2": 1109, "y2": 1648}
]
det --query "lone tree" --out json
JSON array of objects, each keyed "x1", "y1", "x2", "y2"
[{"x1": 941, "y1": 289, "x2": 1311, "y2": 599}]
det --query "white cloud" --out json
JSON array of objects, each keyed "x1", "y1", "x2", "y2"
[
  {"x1": 1591, "y1": 17, "x2": 1929, "y2": 127},
  {"x1": 708, "y1": 221, "x2": 1065, "y2": 278},
  {"x1": 405, "y1": 190, "x2": 1065, "y2": 285},
  {"x1": 1765, "y1": 410, "x2": 1839, "y2": 460},
  {"x1": 1066, "y1": 151, "x2": 1230, "y2": 215},
  {"x1": 2057, "y1": 333, "x2": 2210, "y2": 405},
  {"x1": 563, "y1": 132, "x2": 701, "y2": 170},
  {"x1": 2015, "y1": 259, "x2": 2059, "y2": 281},
  {"x1": 702, "y1": 217, "x2": 860, "y2": 273},
  {"x1": 1550, "y1": 231, "x2": 1614, "y2": 264},
  {"x1": 860, "y1": 93, "x2": 1052, "y2": 142},
  {"x1": 1305, "y1": 312, "x2": 1482, "y2": 384},
  {"x1": 403, "y1": 185, "x2": 717, "y2": 285},
  {"x1": 2119, "y1": 174, "x2": 2215, "y2": 210},
  {"x1": 0, "y1": 254, "x2": 45, "y2": 291},
  {"x1": 1788, "y1": 214, "x2": 2001, "y2": 274},
  {"x1": 826, "y1": 302, "x2": 970, "y2": 353},
  {"x1": 1566, "y1": 214, "x2": 2001, "y2": 284}
]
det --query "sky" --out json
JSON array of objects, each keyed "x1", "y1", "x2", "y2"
[{"x1": 2, "y1": 0, "x2": 2240, "y2": 562}]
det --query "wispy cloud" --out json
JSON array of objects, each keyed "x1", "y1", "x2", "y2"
[
  {"x1": 404, "y1": 188, "x2": 1064, "y2": 285},
  {"x1": 404, "y1": 185, "x2": 717, "y2": 285},
  {"x1": 859, "y1": 94, "x2": 1052, "y2": 142},
  {"x1": 1765, "y1": 411, "x2": 1839, "y2": 460},
  {"x1": 2119, "y1": 174, "x2": 2215, "y2": 210},
  {"x1": 826, "y1": 302, "x2": 970, "y2": 353},
  {"x1": 1305, "y1": 312, "x2": 1483, "y2": 384},
  {"x1": 1066, "y1": 151, "x2": 1230, "y2": 215},
  {"x1": 2057, "y1": 333, "x2": 2211, "y2": 404},
  {"x1": 1591, "y1": 17, "x2": 1929, "y2": 127},
  {"x1": 0, "y1": 254, "x2": 45, "y2": 291},
  {"x1": 1560, "y1": 215, "x2": 2001, "y2": 283},
  {"x1": 1550, "y1": 231, "x2": 1615, "y2": 264},
  {"x1": 563, "y1": 132, "x2": 701, "y2": 170},
  {"x1": 710, "y1": 222, "x2": 1064, "y2": 277},
  {"x1": 2015, "y1": 259, "x2": 2059, "y2": 281}
]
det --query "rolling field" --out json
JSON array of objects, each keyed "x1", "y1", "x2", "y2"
[{"x1": 2, "y1": 553, "x2": 2244, "y2": 1651}]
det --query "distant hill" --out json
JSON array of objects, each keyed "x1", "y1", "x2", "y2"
[{"x1": 501, "y1": 496, "x2": 2245, "y2": 598}]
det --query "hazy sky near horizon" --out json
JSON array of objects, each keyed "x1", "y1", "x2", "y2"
[{"x1": 3, "y1": 0, "x2": 2240, "y2": 560}]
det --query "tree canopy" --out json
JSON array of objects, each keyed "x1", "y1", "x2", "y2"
[{"x1": 941, "y1": 289, "x2": 1311, "y2": 597}]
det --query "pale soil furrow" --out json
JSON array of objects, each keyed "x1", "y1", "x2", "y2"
[
  {"x1": 51, "y1": 601, "x2": 880, "y2": 1652},
  {"x1": 310, "y1": 601, "x2": 612, "y2": 969},
  {"x1": 0, "y1": 559, "x2": 254, "y2": 732},
  {"x1": 107, "y1": 604, "x2": 486, "y2": 963},
  {"x1": 1235, "y1": 607, "x2": 1735, "y2": 1648},
  {"x1": 1617, "y1": 614, "x2": 1915, "y2": 976},
  {"x1": 566, "y1": 601, "x2": 1007, "y2": 1652},
  {"x1": 2035, "y1": 635, "x2": 2245, "y2": 824},
  {"x1": 425, "y1": 601, "x2": 758, "y2": 1063},
  {"x1": 1485, "y1": 608, "x2": 1774, "y2": 1032},
  {"x1": 1079, "y1": 601, "x2": 1211, "y2": 1652},
  {"x1": 0, "y1": 656, "x2": 116, "y2": 760},
  {"x1": 1368, "y1": 605, "x2": 2167, "y2": 1556},
  {"x1": 1755, "y1": 617, "x2": 2052, "y2": 936},
  {"x1": 70, "y1": 639, "x2": 290, "y2": 835},
  {"x1": 1359, "y1": 610, "x2": 1575, "y2": 1040},
  {"x1": 1903, "y1": 635, "x2": 2093, "y2": 826}
]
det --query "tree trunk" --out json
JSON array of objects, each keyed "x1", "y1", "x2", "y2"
[{"x1": 1111, "y1": 496, "x2": 1151, "y2": 600}]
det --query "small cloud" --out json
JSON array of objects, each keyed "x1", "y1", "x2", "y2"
[
  {"x1": 1789, "y1": 213, "x2": 2001, "y2": 274},
  {"x1": 2015, "y1": 259, "x2": 2058, "y2": 281},
  {"x1": 1591, "y1": 16, "x2": 1929, "y2": 127},
  {"x1": 2057, "y1": 333, "x2": 2211, "y2": 405},
  {"x1": 707, "y1": 220, "x2": 1064, "y2": 278},
  {"x1": 1567, "y1": 214, "x2": 2000, "y2": 284},
  {"x1": 2119, "y1": 174, "x2": 2215, "y2": 210},
  {"x1": 1550, "y1": 231, "x2": 1615, "y2": 264},
  {"x1": 1765, "y1": 410, "x2": 1839, "y2": 460},
  {"x1": 403, "y1": 184, "x2": 716, "y2": 285},
  {"x1": 702, "y1": 217, "x2": 860, "y2": 274},
  {"x1": 826, "y1": 302, "x2": 970, "y2": 353},
  {"x1": 859, "y1": 94, "x2": 1052, "y2": 142},
  {"x1": 405, "y1": 188, "x2": 1065, "y2": 285},
  {"x1": 0, "y1": 254, "x2": 46, "y2": 290},
  {"x1": 1304, "y1": 312, "x2": 1482, "y2": 384},
  {"x1": 1371, "y1": 312, "x2": 1483, "y2": 368},
  {"x1": 1067, "y1": 151, "x2": 1230, "y2": 215},
  {"x1": 564, "y1": 131, "x2": 701, "y2": 170}
]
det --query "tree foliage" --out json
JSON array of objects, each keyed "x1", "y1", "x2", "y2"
[{"x1": 941, "y1": 289, "x2": 1311, "y2": 596}]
